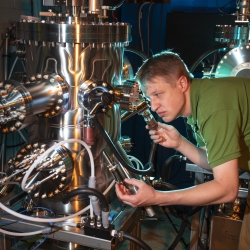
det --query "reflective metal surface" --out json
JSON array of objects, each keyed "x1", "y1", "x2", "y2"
[
  {"x1": 0, "y1": 0, "x2": 136, "y2": 216},
  {"x1": 215, "y1": 45, "x2": 250, "y2": 78}
]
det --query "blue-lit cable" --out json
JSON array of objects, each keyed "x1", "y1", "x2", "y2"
[
  {"x1": 0, "y1": 209, "x2": 27, "y2": 226},
  {"x1": 31, "y1": 228, "x2": 52, "y2": 250},
  {"x1": 0, "y1": 209, "x2": 52, "y2": 236},
  {"x1": 13, "y1": 236, "x2": 18, "y2": 250}
]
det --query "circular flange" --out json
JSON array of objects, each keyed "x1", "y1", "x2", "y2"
[
  {"x1": 8, "y1": 140, "x2": 73, "y2": 199},
  {"x1": 215, "y1": 45, "x2": 250, "y2": 78},
  {"x1": 0, "y1": 79, "x2": 32, "y2": 133},
  {"x1": 16, "y1": 21, "x2": 132, "y2": 44}
]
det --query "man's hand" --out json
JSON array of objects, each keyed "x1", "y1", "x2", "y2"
[
  {"x1": 147, "y1": 122, "x2": 183, "y2": 149},
  {"x1": 115, "y1": 178, "x2": 158, "y2": 207}
]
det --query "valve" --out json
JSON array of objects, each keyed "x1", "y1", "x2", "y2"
[{"x1": 78, "y1": 80, "x2": 114, "y2": 114}]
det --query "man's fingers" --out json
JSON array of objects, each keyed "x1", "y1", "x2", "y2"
[
  {"x1": 157, "y1": 122, "x2": 169, "y2": 129},
  {"x1": 124, "y1": 178, "x2": 143, "y2": 188},
  {"x1": 148, "y1": 129, "x2": 157, "y2": 135}
]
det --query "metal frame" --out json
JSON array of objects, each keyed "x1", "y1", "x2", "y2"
[
  {"x1": 186, "y1": 163, "x2": 250, "y2": 250},
  {"x1": 0, "y1": 203, "x2": 141, "y2": 250}
]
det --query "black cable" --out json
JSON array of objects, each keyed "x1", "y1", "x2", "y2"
[
  {"x1": 122, "y1": 231, "x2": 152, "y2": 250},
  {"x1": 91, "y1": 116, "x2": 154, "y2": 175},
  {"x1": 109, "y1": 0, "x2": 125, "y2": 10},
  {"x1": 62, "y1": 187, "x2": 109, "y2": 211},
  {"x1": 168, "y1": 213, "x2": 189, "y2": 250},
  {"x1": 153, "y1": 179, "x2": 177, "y2": 191},
  {"x1": 147, "y1": 2, "x2": 155, "y2": 56},
  {"x1": 161, "y1": 155, "x2": 184, "y2": 182},
  {"x1": 153, "y1": 180, "x2": 183, "y2": 216},
  {"x1": 188, "y1": 206, "x2": 203, "y2": 217},
  {"x1": 0, "y1": 25, "x2": 16, "y2": 52},
  {"x1": 157, "y1": 4, "x2": 163, "y2": 52},
  {"x1": 216, "y1": 0, "x2": 235, "y2": 14},
  {"x1": 153, "y1": 179, "x2": 204, "y2": 249},
  {"x1": 168, "y1": 160, "x2": 184, "y2": 182},
  {"x1": 161, "y1": 207, "x2": 189, "y2": 249}
]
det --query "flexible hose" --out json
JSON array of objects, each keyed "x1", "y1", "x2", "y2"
[
  {"x1": 153, "y1": 178, "x2": 204, "y2": 249},
  {"x1": 138, "y1": 2, "x2": 151, "y2": 52},
  {"x1": 0, "y1": 227, "x2": 50, "y2": 237},
  {"x1": 0, "y1": 179, "x2": 116, "y2": 225},
  {"x1": 161, "y1": 207, "x2": 189, "y2": 249},
  {"x1": 128, "y1": 155, "x2": 144, "y2": 170},
  {"x1": 161, "y1": 155, "x2": 184, "y2": 182},
  {"x1": 0, "y1": 179, "x2": 116, "y2": 238},
  {"x1": 112, "y1": 230, "x2": 152, "y2": 250},
  {"x1": 123, "y1": 231, "x2": 152, "y2": 250},
  {"x1": 189, "y1": 43, "x2": 229, "y2": 73},
  {"x1": 168, "y1": 212, "x2": 189, "y2": 250},
  {"x1": 91, "y1": 116, "x2": 154, "y2": 175},
  {"x1": 0, "y1": 181, "x2": 115, "y2": 228},
  {"x1": 152, "y1": 180, "x2": 177, "y2": 191},
  {"x1": 21, "y1": 138, "x2": 95, "y2": 192},
  {"x1": 62, "y1": 188, "x2": 109, "y2": 212}
]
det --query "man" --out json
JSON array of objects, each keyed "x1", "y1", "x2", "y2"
[{"x1": 115, "y1": 50, "x2": 250, "y2": 249}]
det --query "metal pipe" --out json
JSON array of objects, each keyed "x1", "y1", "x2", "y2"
[
  {"x1": 1, "y1": 134, "x2": 6, "y2": 172},
  {"x1": 3, "y1": 36, "x2": 9, "y2": 79},
  {"x1": 89, "y1": 0, "x2": 100, "y2": 13},
  {"x1": 238, "y1": 0, "x2": 250, "y2": 21}
]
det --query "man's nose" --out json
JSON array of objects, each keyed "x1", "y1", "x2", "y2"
[{"x1": 150, "y1": 100, "x2": 158, "y2": 112}]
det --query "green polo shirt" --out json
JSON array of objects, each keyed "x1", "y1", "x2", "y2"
[{"x1": 188, "y1": 77, "x2": 250, "y2": 171}]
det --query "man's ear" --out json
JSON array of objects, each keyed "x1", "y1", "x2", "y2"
[{"x1": 178, "y1": 76, "x2": 189, "y2": 92}]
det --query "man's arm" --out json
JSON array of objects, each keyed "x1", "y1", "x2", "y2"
[
  {"x1": 177, "y1": 138, "x2": 211, "y2": 171},
  {"x1": 149, "y1": 122, "x2": 211, "y2": 170},
  {"x1": 116, "y1": 158, "x2": 239, "y2": 207}
]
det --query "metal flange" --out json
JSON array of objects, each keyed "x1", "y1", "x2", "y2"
[{"x1": 215, "y1": 44, "x2": 250, "y2": 78}]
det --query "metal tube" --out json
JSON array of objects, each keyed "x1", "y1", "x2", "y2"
[
  {"x1": 1, "y1": 134, "x2": 6, "y2": 172},
  {"x1": 239, "y1": 0, "x2": 250, "y2": 21},
  {"x1": 3, "y1": 36, "x2": 9, "y2": 80},
  {"x1": 89, "y1": 0, "x2": 100, "y2": 13}
]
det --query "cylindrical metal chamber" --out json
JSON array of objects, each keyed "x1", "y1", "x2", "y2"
[{"x1": 13, "y1": 14, "x2": 132, "y2": 214}]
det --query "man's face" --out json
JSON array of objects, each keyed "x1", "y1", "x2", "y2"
[{"x1": 143, "y1": 76, "x2": 186, "y2": 122}]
